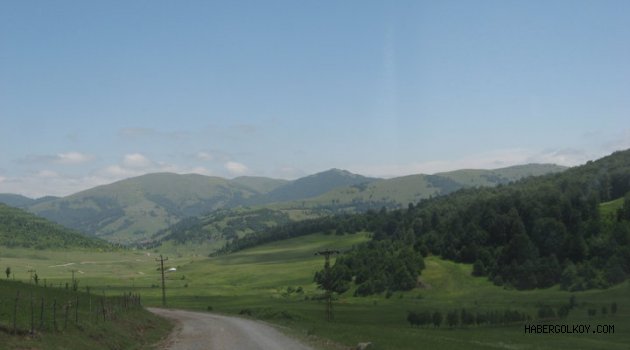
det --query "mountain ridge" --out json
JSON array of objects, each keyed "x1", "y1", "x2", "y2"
[{"x1": 0, "y1": 163, "x2": 566, "y2": 245}]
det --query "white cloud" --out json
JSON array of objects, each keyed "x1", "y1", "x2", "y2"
[
  {"x1": 56, "y1": 152, "x2": 94, "y2": 164},
  {"x1": 15, "y1": 151, "x2": 94, "y2": 165},
  {"x1": 225, "y1": 161, "x2": 249, "y2": 175},
  {"x1": 122, "y1": 153, "x2": 153, "y2": 169}
]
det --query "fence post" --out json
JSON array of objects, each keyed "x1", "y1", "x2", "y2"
[
  {"x1": 64, "y1": 303, "x2": 69, "y2": 330},
  {"x1": 87, "y1": 287, "x2": 92, "y2": 323},
  {"x1": 101, "y1": 298, "x2": 106, "y2": 322},
  {"x1": 75, "y1": 295, "x2": 79, "y2": 325},
  {"x1": 53, "y1": 299, "x2": 57, "y2": 331},
  {"x1": 13, "y1": 290, "x2": 20, "y2": 334},
  {"x1": 30, "y1": 293, "x2": 34, "y2": 334},
  {"x1": 39, "y1": 297, "x2": 45, "y2": 331}
]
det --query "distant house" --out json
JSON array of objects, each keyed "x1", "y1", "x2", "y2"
[{"x1": 166, "y1": 267, "x2": 177, "y2": 272}]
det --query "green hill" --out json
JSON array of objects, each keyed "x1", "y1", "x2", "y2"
[
  {"x1": 283, "y1": 163, "x2": 567, "y2": 212},
  {"x1": 0, "y1": 193, "x2": 35, "y2": 207},
  {"x1": 13, "y1": 164, "x2": 565, "y2": 246},
  {"x1": 27, "y1": 173, "x2": 263, "y2": 244},
  {"x1": 0, "y1": 203, "x2": 110, "y2": 249},
  {"x1": 220, "y1": 149, "x2": 630, "y2": 293},
  {"x1": 258, "y1": 169, "x2": 378, "y2": 203},
  {"x1": 230, "y1": 176, "x2": 289, "y2": 194}
]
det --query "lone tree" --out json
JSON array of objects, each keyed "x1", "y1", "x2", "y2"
[
  {"x1": 314, "y1": 249, "x2": 350, "y2": 321},
  {"x1": 5, "y1": 266, "x2": 10, "y2": 279}
]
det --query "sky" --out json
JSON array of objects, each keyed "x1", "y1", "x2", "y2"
[{"x1": 1, "y1": 1, "x2": 629, "y2": 198}]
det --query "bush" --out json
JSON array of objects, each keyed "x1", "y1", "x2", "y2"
[{"x1": 538, "y1": 305, "x2": 556, "y2": 319}]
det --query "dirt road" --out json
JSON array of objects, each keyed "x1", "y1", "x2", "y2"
[{"x1": 148, "y1": 308, "x2": 313, "y2": 350}]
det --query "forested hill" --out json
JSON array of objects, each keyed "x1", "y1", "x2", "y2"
[
  {"x1": 401, "y1": 149, "x2": 630, "y2": 291},
  {"x1": 0, "y1": 204, "x2": 112, "y2": 249},
  {"x1": 222, "y1": 149, "x2": 630, "y2": 293}
]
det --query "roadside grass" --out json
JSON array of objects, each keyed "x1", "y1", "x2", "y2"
[
  {"x1": 2, "y1": 231, "x2": 629, "y2": 349},
  {"x1": 0, "y1": 279, "x2": 171, "y2": 350}
]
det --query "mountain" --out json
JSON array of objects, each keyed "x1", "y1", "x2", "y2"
[
  {"x1": 230, "y1": 176, "x2": 289, "y2": 194},
  {"x1": 435, "y1": 163, "x2": 569, "y2": 187},
  {"x1": 259, "y1": 169, "x2": 378, "y2": 204},
  {"x1": 155, "y1": 164, "x2": 565, "y2": 248},
  {"x1": 22, "y1": 164, "x2": 565, "y2": 246},
  {"x1": 284, "y1": 164, "x2": 567, "y2": 212},
  {"x1": 28, "y1": 173, "x2": 262, "y2": 244},
  {"x1": 0, "y1": 193, "x2": 34, "y2": 207},
  {"x1": 0, "y1": 203, "x2": 110, "y2": 249},
  {"x1": 0, "y1": 194, "x2": 59, "y2": 208}
]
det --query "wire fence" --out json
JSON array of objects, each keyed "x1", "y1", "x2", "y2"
[{"x1": 0, "y1": 282, "x2": 142, "y2": 335}]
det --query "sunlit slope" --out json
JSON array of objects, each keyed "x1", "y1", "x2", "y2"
[
  {"x1": 16, "y1": 164, "x2": 565, "y2": 246},
  {"x1": 1, "y1": 230, "x2": 627, "y2": 349},
  {"x1": 156, "y1": 233, "x2": 630, "y2": 350},
  {"x1": 280, "y1": 163, "x2": 567, "y2": 211},
  {"x1": 29, "y1": 173, "x2": 260, "y2": 244}
]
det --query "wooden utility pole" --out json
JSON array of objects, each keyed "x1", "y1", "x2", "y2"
[
  {"x1": 156, "y1": 255, "x2": 168, "y2": 306},
  {"x1": 315, "y1": 249, "x2": 340, "y2": 267},
  {"x1": 315, "y1": 249, "x2": 340, "y2": 321},
  {"x1": 70, "y1": 269, "x2": 78, "y2": 291}
]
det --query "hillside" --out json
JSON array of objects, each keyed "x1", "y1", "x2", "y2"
[
  {"x1": 27, "y1": 173, "x2": 268, "y2": 244},
  {"x1": 155, "y1": 164, "x2": 564, "y2": 249},
  {"x1": 0, "y1": 193, "x2": 34, "y2": 207},
  {"x1": 282, "y1": 163, "x2": 566, "y2": 212},
  {"x1": 0, "y1": 194, "x2": 59, "y2": 208},
  {"x1": 0, "y1": 203, "x2": 110, "y2": 249},
  {"x1": 220, "y1": 149, "x2": 630, "y2": 293},
  {"x1": 230, "y1": 176, "x2": 289, "y2": 194},
  {"x1": 0, "y1": 164, "x2": 565, "y2": 246},
  {"x1": 258, "y1": 169, "x2": 378, "y2": 203}
]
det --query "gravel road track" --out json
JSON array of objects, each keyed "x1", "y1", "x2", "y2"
[{"x1": 148, "y1": 307, "x2": 313, "y2": 350}]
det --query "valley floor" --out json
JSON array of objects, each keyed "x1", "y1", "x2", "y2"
[{"x1": 1, "y1": 233, "x2": 629, "y2": 349}]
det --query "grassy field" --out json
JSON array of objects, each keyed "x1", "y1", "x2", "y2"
[
  {"x1": 1, "y1": 232, "x2": 628, "y2": 349},
  {"x1": 600, "y1": 197, "x2": 624, "y2": 221}
]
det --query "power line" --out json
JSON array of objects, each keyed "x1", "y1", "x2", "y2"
[
  {"x1": 315, "y1": 249, "x2": 340, "y2": 321},
  {"x1": 155, "y1": 255, "x2": 168, "y2": 306}
]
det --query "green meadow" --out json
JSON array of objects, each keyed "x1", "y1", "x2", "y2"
[{"x1": 1, "y1": 231, "x2": 628, "y2": 349}]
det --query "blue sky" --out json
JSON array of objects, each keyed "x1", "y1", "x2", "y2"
[{"x1": 1, "y1": 1, "x2": 629, "y2": 197}]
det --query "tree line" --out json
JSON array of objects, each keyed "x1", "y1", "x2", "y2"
[
  {"x1": 227, "y1": 150, "x2": 630, "y2": 294},
  {"x1": 0, "y1": 204, "x2": 111, "y2": 250}
]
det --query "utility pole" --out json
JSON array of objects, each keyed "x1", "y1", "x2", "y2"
[
  {"x1": 156, "y1": 255, "x2": 168, "y2": 306},
  {"x1": 315, "y1": 249, "x2": 340, "y2": 321},
  {"x1": 70, "y1": 269, "x2": 78, "y2": 291}
]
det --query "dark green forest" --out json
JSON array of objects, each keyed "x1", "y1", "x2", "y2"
[
  {"x1": 0, "y1": 203, "x2": 112, "y2": 250},
  {"x1": 221, "y1": 150, "x2": 630, "y2": 294}
]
